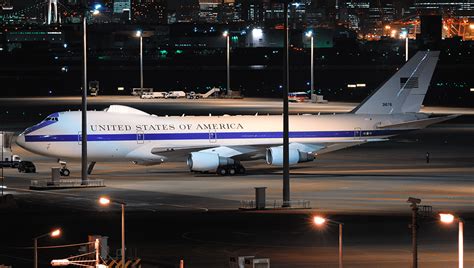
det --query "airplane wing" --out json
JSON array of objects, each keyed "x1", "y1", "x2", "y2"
[
  {"x1": 150, "y1": 145, "x2": 264, "y2": 161},
  {"x1": 149, "y1": 138, "x2": 387, "y2": 162},
  {"x1": 287, "y1": 138, "x2": 387, "y2": 155}
]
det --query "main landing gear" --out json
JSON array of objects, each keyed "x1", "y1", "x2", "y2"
[{"x1": 216, "y1": 163, "x2": 246, "y2": 176}]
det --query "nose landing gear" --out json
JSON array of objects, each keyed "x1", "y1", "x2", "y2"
[{"x1": 58, "y1": 161, "x2": 70, "y2": 177}]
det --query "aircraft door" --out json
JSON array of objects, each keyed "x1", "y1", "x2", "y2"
[
  {"x1": 137, "y1": 131, "x2": 145, "y2": 144},
  {"x1": 354, "y1": 127, "x2": 362, "y2": 139},
  {"x1": 209, "y1": 130, "x2": 217, "y2": 143}
]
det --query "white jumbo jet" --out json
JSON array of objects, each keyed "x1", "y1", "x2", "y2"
[{"x1": 17, "y1": 51, "x2": 457, "y2": 176}]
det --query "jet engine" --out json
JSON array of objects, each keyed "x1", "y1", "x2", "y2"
[
  {"x1": 187, "y1": 152, "x2": 235, "y2": 172},
  {"x1": 265, "y1": 147, "x2": 314, "y2": 166}
]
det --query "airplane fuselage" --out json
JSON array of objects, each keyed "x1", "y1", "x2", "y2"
[{"x1": 17, "y1": 110, "x2": 428, "y2": 162}]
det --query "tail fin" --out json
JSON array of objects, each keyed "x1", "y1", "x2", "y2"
[{"x1": 352, "y1": 51, "x2": 439, "y2": 115}]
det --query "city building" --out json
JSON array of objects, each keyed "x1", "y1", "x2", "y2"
[
  {"x1": 198, "y1": 0, "x2": 220, "y2": 23},
  {"x1": 132, "y1": 0, "x2": 167, "y2": 24},
  {"x1": 0, "y1": 0, "x2": 13, "y2": 10},
  {"x1": 114, "y1": 0, "x2": 131, "y2": 21},
  {"x1": 174, "y1": 0, "x2": 200, "y2": 23}
]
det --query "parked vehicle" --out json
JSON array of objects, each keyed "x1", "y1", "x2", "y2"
[
  {"x1": 89, "y1": 81, "x2": 100, "y2": 96},
  {"x1": 1, "y1": 133, "x2": 21, "y2": 168},
  {"x1": 18, "y1": 161, "x2": 36, "y2": 173},
  {"x1": 132, "y1": 88, "x2": 153, "y2": 97},
  {"x1": 288, "y1": 92, "x2": 309, "y2": 102},
  {"x1": 0, "y1": 155, "x2": 21, "y2": 168},
  {"x1": 165, "y1": 91, "x2": 186, "y2": 99},
  {"x1": 187, "y1": 87, "x2": 220, "y2": 99},
  {"x1": 141, "y1": 92, "x2": 167, "y2": 99}
]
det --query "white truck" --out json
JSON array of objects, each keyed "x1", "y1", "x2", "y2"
[
  {"x1": 187, "y1": 87, "x2": 221, "y2": 99},
  {"x1": 132, "y1": 88, "x2": 153, "y2": 97},
  {"x1": 165, "y1": 91, "x2": 186, "y2": 99},
  {"x1": 141, "y1": 92, "x2": 167, "y2": 99},
  {"x1": 1, "y1": 132, "x2": 21, "y2": 168}
]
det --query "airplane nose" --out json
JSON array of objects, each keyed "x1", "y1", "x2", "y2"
[{"x1": 16, "y1": 133, "x2": 26, "y2": 149}]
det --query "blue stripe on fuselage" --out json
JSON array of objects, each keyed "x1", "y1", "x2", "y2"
[{"x1": 24, "y1": 129, "x2": 411, "y2": 142}]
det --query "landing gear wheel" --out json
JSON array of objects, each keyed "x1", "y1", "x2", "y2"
[
  {"x1": 237, "y1": 166, "x2": 246, "y2": 174},
  {"x1": 60, "y1": 168, "x2": 70, "y2": 177},
  {"x1": 228, "y1": 168, "x2": 236, "y2": 176},
  {"x1": 217, "y1": 168, "x2": 227, "y2": 176}
]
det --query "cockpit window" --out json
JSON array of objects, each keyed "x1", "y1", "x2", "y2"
[
  {"x1": 44, "y1": 117, "x2": 59, "y2": 122},
  {"x1": 24, "y1": 113, "x2": 59, "y2": 134}
]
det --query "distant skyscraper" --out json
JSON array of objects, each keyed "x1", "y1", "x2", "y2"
[
  {"x1": 133, "y1": 0, "x2": 167, "y2": 24},
  {"x1": 114, "y1": 0, "x2": 131, "y2": 20},
  {"x1": 175, "y1": 0, "x2": 199, "y2": 23},
  {"x1": 0, "y1": 0, "x2": 13, "y2": 10},
  {"x1": 411, "y1": 0, "x2": 474, "y2": 17},
  {"x1": 236, "y1": 0, "x2": 265, "y2": 24},
  {"x1": 198, "y1": 0, "x2": 220, "y2": 23}
]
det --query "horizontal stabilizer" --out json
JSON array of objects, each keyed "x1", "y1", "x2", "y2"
[{"x1": 377, "y1": 115, "x2": 460, "y2": 129}]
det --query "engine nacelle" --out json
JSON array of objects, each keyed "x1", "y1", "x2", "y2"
[
  {"x1": 266, "y1": 147, "x2": 314, "y2": 166},
  {"x1": 187, "y1": 152, "x2": 235, "y2": 172}
]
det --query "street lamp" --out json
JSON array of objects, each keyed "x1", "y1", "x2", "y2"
[
  {"x1": 99, "y1": 197, "x2": 126, "y2": 268},
  {"x1": 305, "y1": 30, "x2": 314, "y2": 100},
  {"x1": 80, "y1": 6, "x2": 101, "y2": 184},
  {"x1": 439, "y1": 213, "x2": 464, "y2": 268},
  {"x1": 34, "y1": 228, "x2": 61, "y2": 268},
  {"x1": 223, "y1": 30, "x2": 230, "y2": 95},
  {"x1": 135, "y1": 30, "x2": 144, "y2": 90},
  {"x1": 313, "y1": 216, "x2": 344, "y2": 268}
]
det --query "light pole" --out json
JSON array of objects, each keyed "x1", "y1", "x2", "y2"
[
  {"x1": 440, "y1": 213, "x2": 464, "y2": 268},
  {"x1": 305, "y1": 30, "x2": 314, "y2": 99},
  {"x1": 81, "y1": 12, "x2": 88, "y2": 185},
  {"x1": 34, "y1": 229, "x2": 61, "y2": 268},
  {"x1": 405, "y1": 36, "x2": 409, "y2": 62},
  {"x1": 135, "y1": 30, "x2": 144, "y2": 90},
  {"x1": 99, "y1": 197, "x2": 126, "y2": 268},
  {"x1": 1, "y1": 131, "x2": 4, "y2": 197},
  {"x1": 407, "y1": 197, "x2": 421, "y2": 268},
  {"x1": 223, "y1": 30, "x2": 230, "y2": 95},
  {"x1": 81, "y1": 5, "x2": 101, "y2": 185},
  {"x1": 314, "y1": 216, "x2": 344, "y2": 268},
  {"x1": 282, "y1": 0, "x2": 290, "y2": 207}
]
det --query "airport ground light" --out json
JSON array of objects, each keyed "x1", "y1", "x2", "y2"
[
  {"x1": 313, "y1": 216, "x2": 344, "y2": 268},
  {"x1": 439, "y1": 213, "x2": 464, "y2": 268},
  {"x1": 407, "y1": 197, "x2": 465, "y2": 268},
  {"x1": 99, "y1": 197, "x2": 126, "y2": 268},
  {"x1": 34, "y1": 228, "x2": 61, "y2": 268}
]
